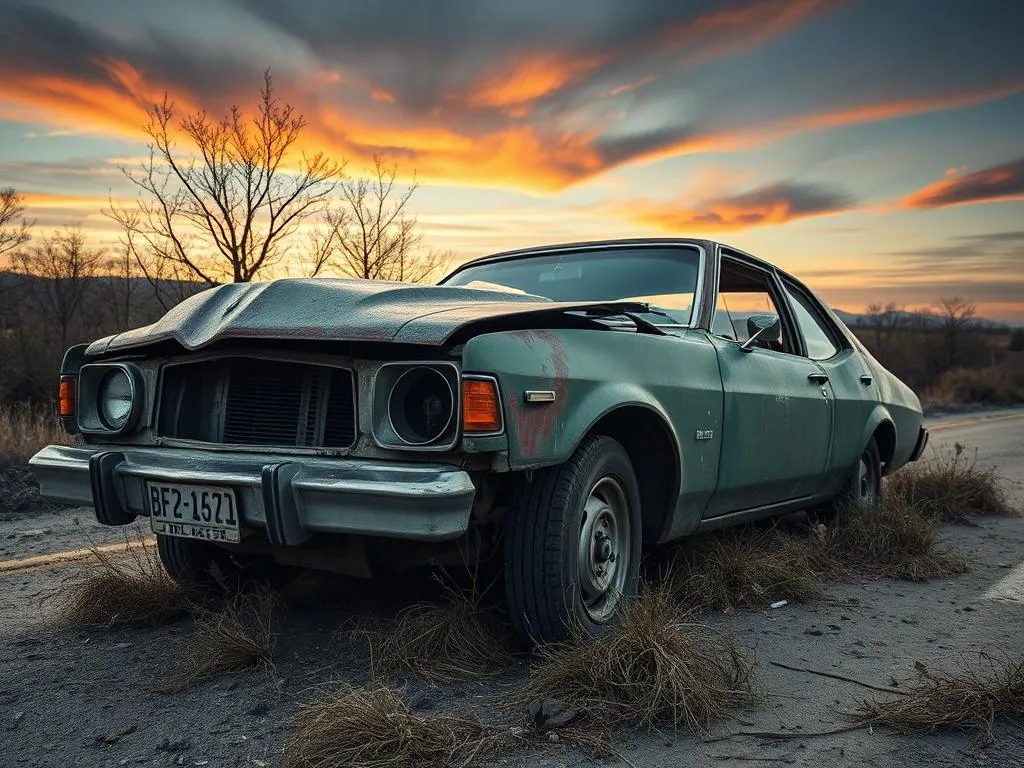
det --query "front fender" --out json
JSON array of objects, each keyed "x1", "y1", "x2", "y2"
[{"x1": 461, "y1": 327, "x2": 724, "y2": 521}]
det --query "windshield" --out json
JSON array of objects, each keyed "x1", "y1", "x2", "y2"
[{"x1": 442, "y1": 246, "x2": 701, "y2": 325}]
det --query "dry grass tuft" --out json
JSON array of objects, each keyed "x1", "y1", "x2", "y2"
[
  {"x1": 887, "y1": 443, "x2": 1017, "y2": 521},
  {"x1": 667, "y1": 525, "x2": 823, "y2": 612},
  {"x1": 814, "y1": 499, "x2": 968, "y2": 582},
  {"x1": 0, "y1": 402, "x2": 72, "y2": 469},
  {"x1": 156, "y1": 586, "x2": 280, "y2": 692},
  {"x1": 364, "y1": 580, "x2": 513, "y2": 684},
  {"x1": 281, "y1": 684, "x2": 499, "y2": 768},
  {"x1": 856, "y1": 654, "x2": 1024, "y2": 743},
  {"x1": 521, "y1": 584, "x2": 754, "y2": 734},
  {"x1": 53, "y1": 528, "x2": 192, "y2": 630}
]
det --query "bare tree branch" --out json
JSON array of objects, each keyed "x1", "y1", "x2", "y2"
[
  {"x1": 106, "y1": 71, "x2": 346, "y2": 286},
  {"x1": 317, "y1": 154, "x2": 450, "y2": 283},
  {"x1": 0, "y1": 187, "x2": 32, "y2": 259}
]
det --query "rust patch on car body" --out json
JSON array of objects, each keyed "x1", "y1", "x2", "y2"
[{"x1": 506, "y1": 330, "x2": 570, "y2": 459}]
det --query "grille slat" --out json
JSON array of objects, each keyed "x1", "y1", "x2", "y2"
[{"x1": 159, "y1": 358, "x2": 356, "y2": 449}]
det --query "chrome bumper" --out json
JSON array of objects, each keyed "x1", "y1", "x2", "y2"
[{"x1": 28, "y1": 444, "x2": 477, "y2": 543}]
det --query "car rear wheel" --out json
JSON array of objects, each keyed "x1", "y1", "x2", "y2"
[
  {"x1": 504, "y1": 435, "x2": 642, "y2": 647},
  {"x1": 156, "y1": 534, "x2": 291, "y2": 591},
  {"x1": 822, "y1": 437, "x2": 883, "y2": 521}
]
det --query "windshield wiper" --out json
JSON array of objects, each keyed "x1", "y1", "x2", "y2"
[
  {"x1": 635, "y1": 306, "x2": 683, "y2": 325},
  {"x1": 581, "y1": 306, "x2": 668, "y2": 336}
]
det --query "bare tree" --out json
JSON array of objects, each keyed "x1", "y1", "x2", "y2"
[
  {"x1": 864, "y1": 301, "x2": 904, "y2": 356},
  {"x1": 315, "y1": 154, "x2": 450, "y2": 283},
  {"x1": 107, "y1": 71, "x2": 345, "y2": 287},
  {"x1": 0, "y1": 187, "x2": 31, "y2": 259},
  {"x1": 934, "y1": 296, "x2": 977, "y2": 373},
  {"x1": 13, "y1": 227, "x2": 100, "y2": 349}
]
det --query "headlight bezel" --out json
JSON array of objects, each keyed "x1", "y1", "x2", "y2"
[
  {"x1": 371, "y1": 362, "x2": 462, "y2": 451},
  {"x1": 76, "y1": 362, "x2": 145, "y2": 435}
]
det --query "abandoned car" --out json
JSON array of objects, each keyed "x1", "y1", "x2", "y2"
[{"x1": 30, "y1": 238, "x2": 929, "y2": 646}]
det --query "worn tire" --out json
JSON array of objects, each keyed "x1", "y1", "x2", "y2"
[
  {"x1": 821, "y1": 437, "x2": 883, "y2": 522},
  {"x1": 504, "y1": 435, "x2": 642, "y2": 648},
  {"x1": 156, "y1": 535, "x2": 291, "y2": 591}
]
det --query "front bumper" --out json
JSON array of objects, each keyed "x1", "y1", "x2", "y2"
[
  {"x1": 908, "y1": 425, "x2": 930, "y2": 462},
  {"x1": 29, "y1": 444, "x2": 477, "y2": 544}
]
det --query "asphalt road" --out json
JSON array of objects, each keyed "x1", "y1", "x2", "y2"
[
  {"x1": 927, "y1": 409, "x2": 1024, "y2": 499},
  {"x1": 1, "y1": 407, "x2": 1022, "y2": 768}
]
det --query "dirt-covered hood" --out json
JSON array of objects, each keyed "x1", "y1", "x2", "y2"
[{"x1": 85, "y1": 277, "x2": 647, "y2": 355}]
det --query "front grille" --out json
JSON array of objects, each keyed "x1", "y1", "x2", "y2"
[{"x1": 158, "y1": 357, "x2": 356, "y2": 449}]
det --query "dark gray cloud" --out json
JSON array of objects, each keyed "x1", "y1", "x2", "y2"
[
  {"x1": 902, "y1": 157, "x2": 1024, "y2": 209},
  {"x1": 619, "y1": 179, "x2": 856, "y2": 232},
  {"x1": 0, "y1": 1, "x2": 259, "y2": 102}
]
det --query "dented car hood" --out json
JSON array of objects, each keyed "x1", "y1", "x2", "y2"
[{"x1": 85, "y1": 277, "x2": 647, "y2": 356}]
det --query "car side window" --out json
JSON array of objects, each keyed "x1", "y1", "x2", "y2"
[
  {"x1": 712, "y1": 258, "x2": 795, "y2": 354},
  {"x1": 781, "y1": 281, "x2": 841, "y2": 360}
]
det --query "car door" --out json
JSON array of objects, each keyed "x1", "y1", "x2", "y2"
[
  {"x1": 779, "y1": 277, "x2": 877, "y2": 495},
  {"x1": 704, "y1": 256, "x2": 834, "y2": 517}
]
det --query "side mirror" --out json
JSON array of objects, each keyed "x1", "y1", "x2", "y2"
[{"x1": 740, "y1": 314, "x2": 781, "y2": 352}]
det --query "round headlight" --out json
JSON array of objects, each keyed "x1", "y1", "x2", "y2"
[
  {"x1": 387, "y1": 367, "x2": 454, "y2": 445},
  {"x1": 99, "y1": 368, "x2": 134, "y2": 429}
]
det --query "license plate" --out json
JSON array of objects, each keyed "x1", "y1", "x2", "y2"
[{"x1": 147, "y1": 482, "x2": 240, "y2": 543}]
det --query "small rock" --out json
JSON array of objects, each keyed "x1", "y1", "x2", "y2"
[
  {"x1": 528, "y1": 698, "x2": 578, "y2": 731},
  {"x1": 509, "y1": 726, "x2": 525, "y2": 737},
  {"x1": 12, "y1": 711, "x2": 24, "y2": 725},
  {"x1": 548, "y1": 732, "x2": 560, "y2": 743},
  {"x1": 804, "y1": 629, "x2": 823, "y2": 636},
  {"x1": 157, "y1": 737, "x2": 191, "y2": 752}
]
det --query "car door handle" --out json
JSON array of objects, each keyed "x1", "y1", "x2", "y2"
[
  {"x1": 807, "y1": 372, "x2": 829, "y2": 384},
  {"x1": 860, "y1": 374, "x2": 873, "y2": 385}
]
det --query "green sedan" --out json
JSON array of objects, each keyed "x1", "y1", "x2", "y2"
[{"x1": 31, "y1": 238, "x2": 928, "y2": 647}]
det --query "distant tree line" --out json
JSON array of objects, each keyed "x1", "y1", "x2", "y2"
[{"x1": 851, "y1": 299, "x2": 1021, "y2": 403}]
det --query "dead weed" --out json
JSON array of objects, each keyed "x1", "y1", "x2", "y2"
[
  {"x1": 281, "y1": 684, "x2": 501, "y2": 768},
  {"x1": 362, "y1": 577, "x2": 514, "y2": 684},
  {"x1": 814, "y1": 499, "x2": 968, "y2": 582},
  {"x1": 856, "y1": 654, "x2": 1024, "y2": 744},
  {"x1": 667, "y1": 525, "x2": 823, "y2": 612},
  {"x1": 156, "y1": 586, "x2": 280, "y2": 692},
  {"x1": 53, "y1": 528, "x2": 192, "y2": 630},
  {"x1": 887, "y1": 443, "x2": 1017, "y2": 521},
  {"x1": 521, "y1": 584, "x2": 755, "y2": 734},
  {"x1": 0, "y1": 402, "x2": 73, "y2": 469}
]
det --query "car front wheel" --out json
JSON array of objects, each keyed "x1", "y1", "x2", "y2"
[
  {"x1": 504, "y1": 435, "x2": 642, "y2": 647},
  {"x1": 156, "y1": 534, "x2": 290, "y2": 592}
]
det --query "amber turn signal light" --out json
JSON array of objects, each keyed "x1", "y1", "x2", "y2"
[
  {"x1": 58, "y1": 376, "x2": 76, "y2": 419},
  {"x1": 462, "y1": 378, "x2": 502, "y2": 433}
]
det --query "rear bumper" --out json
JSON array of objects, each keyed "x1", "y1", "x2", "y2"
[
  {"x1": 28, "y1": 444, "x2": 476, "y2": 543},
  {"x1": 908, "y1": 425, "x2": 930, "y2": 462}
]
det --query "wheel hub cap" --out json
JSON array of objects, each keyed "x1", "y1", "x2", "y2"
[{"x1": 577, "y1": 476, "x2": 631, "y2": 622}]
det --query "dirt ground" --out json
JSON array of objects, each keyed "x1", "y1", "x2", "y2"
[{"x1": 2, "y1": 409, "x2": 1023, "y2": 768}]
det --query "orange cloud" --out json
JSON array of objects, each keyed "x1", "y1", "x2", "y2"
[
  {"x1": 0, "y1": 57, "x2": 200, "y2": 141},
  {"x1": 900, "y1": 157, "x2": 1024, "y2": 209},
  {"x1": 461, "y1": 53, "x2": 606, "y2": 113}
]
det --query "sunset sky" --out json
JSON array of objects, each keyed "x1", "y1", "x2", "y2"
[{"x1": 1, "y1": 0, "x2": 1022, "y2": 322}]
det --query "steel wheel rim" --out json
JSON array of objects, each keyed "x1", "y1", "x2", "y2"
[
  {"x1": 855, "y1": 454, "x2": 878, "y2": 507},
  {"x1": 577, "y1": 475, "x2": 631, "y2": 622}
]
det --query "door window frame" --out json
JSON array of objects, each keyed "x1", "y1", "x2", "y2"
[
  {"x1": 777, "y1": 277, "x2": 849, "y2": 361},
  {"x1": 712, "y1": 250, "x2": 806, "y2": 358}
]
